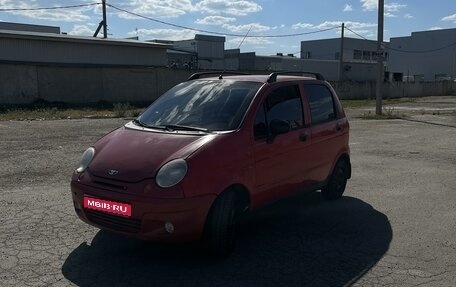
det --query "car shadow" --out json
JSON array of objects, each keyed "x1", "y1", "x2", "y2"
[{"x1": 62, "y1": 192, "x2": 392, "y2": 287}]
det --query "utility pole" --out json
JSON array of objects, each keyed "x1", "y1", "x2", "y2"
[
  {"x1": 102, "y1": 0, "x2": 107, "y2": 38},
  {"x1": 376, "y1": 0, "x2": 384, "y2": 115},
  {"x1": 339, "y1": 23, "x2": 345, "y2": 81},
  {"x1": 93, "y1": 0, "x2": 108, "y2": 38}
]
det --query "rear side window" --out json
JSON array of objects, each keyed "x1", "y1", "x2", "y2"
[
  {"x1": 254, "y1": 85, "x2": 303, "y2": 139},
  {"x1": 305, "y1": 84, "x2": 337, "y2": 125}
]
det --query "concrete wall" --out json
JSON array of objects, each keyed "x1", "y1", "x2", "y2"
[
  {"x1": 1, "y1": 62, "x2": 455, "y2": 105},
  {"x1": 331, "y1": 81, "x2": 456, "y2": 100},
  {"x1": 0, "y1": 63, "x2": 192, "y2": 105}
]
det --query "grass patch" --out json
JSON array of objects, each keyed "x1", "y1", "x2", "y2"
[
  {"x1": 359, "y1": 107, "x2": 406, "y2": 120},
  {"x1": 0, "y1": 101, "x2": 145, "y2": 121}
]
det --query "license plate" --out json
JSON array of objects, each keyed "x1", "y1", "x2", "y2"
[{"x1": 83, "y1": 196, "x2": 131, "y2": 217}]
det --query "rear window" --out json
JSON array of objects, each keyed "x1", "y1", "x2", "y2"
[{"x1": 305, "y1": 84, "x2": 337, "y2": 125}]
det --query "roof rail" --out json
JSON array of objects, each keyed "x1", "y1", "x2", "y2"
[
  {"x1": 187, "y1": 71, "x2": 250, "y2": 81},
  {"x1": 266, "y1": 71, "x2": 325, "y2": 83}
]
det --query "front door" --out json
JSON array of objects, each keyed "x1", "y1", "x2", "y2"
[{"x1": 252, "y1": 84, "x2": 312, "y2": 206}]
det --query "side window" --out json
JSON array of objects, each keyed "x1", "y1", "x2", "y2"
[
  {"x1": 253, "y1": 85, "x2": 304, "y2": 140},
  {"x1": 305, "y1": 84, "x2": 337, "y2": 125},
  {"x1": 266, "y1": 85, "x2": 303, "y2": 130}
]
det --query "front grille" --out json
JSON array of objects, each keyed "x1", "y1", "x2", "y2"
[
  {"x1": 85, "y1": 209, "x2": 141, "y2": 233},
  {"x1": 93, "y1": 180, "x2": 126, "y2": 190}
]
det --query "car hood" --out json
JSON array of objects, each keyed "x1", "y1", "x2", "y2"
[{"x1": 88, "y1": 124, "x2": 215, "y2": 182}]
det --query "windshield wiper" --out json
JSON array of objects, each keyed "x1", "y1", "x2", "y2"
[
  {"x1": 164, "y1": 124, "x2": 210, "y2": 133},
  {"x1": 133, "y1": 120, "x2": 210, "y2": 133},
  {"x1": 132, "y1": 119, "x2": 166, "y2": 130}
]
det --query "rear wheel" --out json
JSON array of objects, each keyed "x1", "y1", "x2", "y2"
[
  {"x1": 322, "y1": 160, "x2": 348, "y2": 200},
  {"x1": 203, "y1": 191, "x2": 239, "y2": 257}
]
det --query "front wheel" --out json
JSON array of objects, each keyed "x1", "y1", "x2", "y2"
[
  {"x1": 321, "y1": 160, "x2": 348, "y2": 200},
  {"x1": 203, "y1": 191, "x2": 239, "y2": 257}
]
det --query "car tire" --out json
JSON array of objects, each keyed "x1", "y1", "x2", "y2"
[
  {"x1": 204, "y1": 191, "x2": 238, "y2": 257},
  {"x1": 322, "y1": 159, "x2": 348, "y2": 200}
]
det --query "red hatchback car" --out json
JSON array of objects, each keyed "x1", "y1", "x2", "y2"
[{"x1": 71, "y1": 72, "x2": 351, "y2": 255}]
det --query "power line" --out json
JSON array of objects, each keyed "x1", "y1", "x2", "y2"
[
  {"x1": 344, "y1": 26, "x2": 370, "y2": 41},
  {"x1": 0, "y1": 3, "x2": 100, "y2": 12},
  {"x1": 237, "y1": 25, "x2": 252, "y2": 49},
  {"x1": 387, "y1": 42, "x2": 456, "y2": 53},
  {"x1": 107, "y1": 3, "x2": 340, "y2": 38},
  {"x1": 0, "y1": 2, "x2": 340, "y2": 39}
]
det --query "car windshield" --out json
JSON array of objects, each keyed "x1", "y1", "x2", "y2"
[{"x1": 137, "y1": 80, "x2": 262, "y2": 132}]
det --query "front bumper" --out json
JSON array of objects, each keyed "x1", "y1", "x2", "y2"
[{"x1": 71, "y1": 178, "x2": 216, "y2": 243}]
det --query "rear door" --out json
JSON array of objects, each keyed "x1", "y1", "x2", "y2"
[{"x1": 303, "y1": 83, "x2": 347, "y2": 183}]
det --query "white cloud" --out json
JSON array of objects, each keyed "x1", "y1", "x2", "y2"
[
  {"x1": 385, "y1": 2, "x2": 406, "y2": 12},
  {"x1": 429, "y1": 26, "x2": 444, "y2": 31},
  {"x1": 344, "y1": 4, "x2": 353, "y2": 12},
  {"x1": 289, "y1": 20, "x2": 376, "y2": 38},
  {"x1": 315, "y1": 21, "x2": 376, "y2": 30},
  {"x1": 360, "y1": 0, "x2": 377, "y2": 11},
  {"x1": 195, "y1": 16, "x2": 236, "y2": 25},
  {"x1": 69, "y1": 24, "x2": 94, "y2": 36},
  {"x1": 118, "y1": 0, "x2": 194, "y2": 19},
  {"x1": 291, "y1": 22, "x2": 314, "y2": 30},
  {"x1": 345, "y1": 29, "x2": 375, "y2": 38},
  {"x1": 195, "y1": 0, "x2": 262, "y2": 16},
  {"x1": 279, "y1": 44, "x2": 299, "y2": 48},
  {"x1": 290, "y1": 20, "x2": 376, "y2": 39},
  {"x1": 404, "y1": 13, "x2": 413, "y2": 19},
  {"x1": 442, "y1": 13, "x2": 456, "y2": 23},
  {"x1": 227, "y1": 37, "x2": 273, "y2": 46},
  {"x1": 0, "y1": 0, "x2": 91, "y2": 22},
  {"x1": 360, "y1": 0, "x2": 406, "y2": 17},
  {"x1": 128, "y1": 28, "x2": 196, "y2": 41},
  {"x1": 222, "y1": 22, "x2": 270, "y2": 33}
]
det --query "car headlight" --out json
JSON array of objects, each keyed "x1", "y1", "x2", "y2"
[
  {"x1": 156, "y1": 159, "x2": 188, "y2": 188},
  {"x1": 76, "y1": 147, "x2": 95, "y2": 173}
]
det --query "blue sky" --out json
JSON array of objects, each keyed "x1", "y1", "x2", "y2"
[{"x1": 0, "y1": 0, "x2": 455, "y2": 55}]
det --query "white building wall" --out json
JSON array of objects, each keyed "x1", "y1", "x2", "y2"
[
  {"x1": 300, "y1": 37, "x2": 380, "y2": 63},
  {"x1": 172, "y1": 35, "x2": 226, "y2": 70},
  {"x1": 389, "y1": 28, "x2": 456, "y2": 81}
]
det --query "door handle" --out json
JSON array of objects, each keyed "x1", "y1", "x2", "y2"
[
  {"x1": 299, "y1": 132, "x2": 308, "y2": 141},
  {"x1": 336, "y1": 122, "x2": 343, "y2": 131}
]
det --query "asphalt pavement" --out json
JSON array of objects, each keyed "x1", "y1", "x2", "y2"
[{"x1": 0, "y1": 101, "x2": 455, "y2": 286}]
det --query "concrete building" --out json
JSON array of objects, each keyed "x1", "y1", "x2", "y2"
[
  {"x1": 300, "y1": 37, "x2": 384, "y2": 63},
  {"x1": 224, "y1": 49, "x2": 240, "y2": 70},
  {"x1": 298, "y1": 37, "x2": 389, "y2": 81},
  {"x1": 388, "y1": 28, "x2": 456, "y2": 81},
  {"x1": 0, "y1": 26, "x2": 172, "y2": 105},
  {"x1": 171, "y1": 34, "x2": 226, "y2": 70},
  {"x1": 237, "y1": 52, "x2": 378, "y2": 81},
  {"x1": 0, "y1": 30, "x2": 169, "y2": 66},
  {"x1": 0, "y1": 21, "x2": 60, "y2": 34}
]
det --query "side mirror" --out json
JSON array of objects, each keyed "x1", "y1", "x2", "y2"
[{"x1": 267, "y1": 119, "x2": 290, "y2": 143}]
